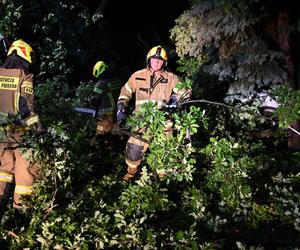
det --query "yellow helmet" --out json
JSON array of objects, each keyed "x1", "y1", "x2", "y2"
[
  {"x1": 146, "y1": 45, "x2": 168, "y2": 62},
  {"x1": 7, "y1": 39, "x2": 34, "y2": 64},
  {"x1": 93, "y1": 60, "x2": 108, "y2": 78}
]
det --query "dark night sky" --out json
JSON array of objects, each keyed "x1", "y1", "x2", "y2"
[
  {"x1": 23, "y1": 0, "x2": 191, "y2": 84},
  {"x1": 92, "y1": 0, "x2": 191, "y2": 73}
]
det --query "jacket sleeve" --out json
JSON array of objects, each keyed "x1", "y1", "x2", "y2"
[
  {"x1": 20, "y1": 73, "x2": 39, "y2": 126},
  {"x1": 91, "y1": 80, "x2": 106, "y2": 108},
  {"x1": 117, "y1": 73, "x2": 136, "y2": 106}
]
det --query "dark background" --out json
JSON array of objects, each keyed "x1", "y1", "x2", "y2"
[
  {"x1": 1, "y1": 0, "x2": 191, "y2": 85},
  {"x1": 84, "y1": 0, "x2": 190, "y2": 76}
]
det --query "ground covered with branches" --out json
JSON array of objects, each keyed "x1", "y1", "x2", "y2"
[
  {"x1": 0, "y1": 79, "x2": 299, "y2": 249},
  {"x1": 0, "y1": 0, "x2": 300, "y2": 249}
]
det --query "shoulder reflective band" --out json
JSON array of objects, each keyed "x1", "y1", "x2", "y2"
[{"x1": 0, "y1": 76, "x2": 19, "y2": 90}]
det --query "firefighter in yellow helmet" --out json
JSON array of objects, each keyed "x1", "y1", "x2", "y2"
[
  {"x1": 0, "y1": 39, "x2": 42, "y2": 211},
  {"x1": 90, "y1": 60, "x2": 123, "y2": 143},
  {"x1": 117, "y1": 45, "x2": 191, "y2": 181}
]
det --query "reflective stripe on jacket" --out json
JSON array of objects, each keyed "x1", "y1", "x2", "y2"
[
  {"x1": 117, "y1": 68, "x2": 185, "y2": 111},
  {"x1": 93, "y1": 78, "x2": 122, "y2": 113},
  {"x1": 0, "y1": 68, "x2": 38, "y2": 125}
]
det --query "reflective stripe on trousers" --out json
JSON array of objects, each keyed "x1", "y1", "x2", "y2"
[
  {"x1": 0, "y1": 172, "x2": 13, "y2": 183},
  {"x1": 0, "y1": 131, "x2": 38, "y2": 208}
]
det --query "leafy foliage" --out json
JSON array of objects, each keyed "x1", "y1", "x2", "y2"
[
  {"x1": 0, "y1": 0, "x2": 300, "y2": 249},
  {"x1": 274, "y1": 85, "x2": 300, "y2": 128},
  {"x1": 201, "y1": 138, "x2": 256, "y2": 210},
  {"x1": 170, "y1": 0, "x2": 288, "y2": 100}
]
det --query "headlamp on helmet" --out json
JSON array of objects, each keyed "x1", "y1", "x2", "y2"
[
  {"x1": 146, "y1": 45, "x2": 168, "y2": 62},
  {"x1": 7, "y1": 39, "x2": 34, "y2": 64},
  {"x1": 93, "y1": 60, "x2": 108, "y2": 78}
]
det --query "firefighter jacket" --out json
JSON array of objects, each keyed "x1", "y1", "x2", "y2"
[
  {"x1": 118, "y1": 67, "x2": 186, "y2": 111},
  {"x1": 0, "y1": 67, "x2": 39, "y2": 126},
  {"x1": 91, "y1": 78, "x2": 122, "y2": 116}
]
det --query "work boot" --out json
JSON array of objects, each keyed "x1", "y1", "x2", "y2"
[{"x1": 123, "y1": 166, "x2": 138, "y2": 181}]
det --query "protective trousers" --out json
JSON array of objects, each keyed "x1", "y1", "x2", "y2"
[
  {"x1": 124, "y1": 136, "x2": 149, "y2": 181},
  {"x1": 96, "y1": 114, "x2": 115, "y2": 135},
  {"x1": 123, "y1": 119, "x2": 173, "y2": 181},
  {"x1": 0, "y1": 132, "x2": 38, "y2": 209}
]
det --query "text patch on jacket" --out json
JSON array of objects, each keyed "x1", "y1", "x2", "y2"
[{"x1": 0, "y1": 76, "x2": 19, "y2": 90}]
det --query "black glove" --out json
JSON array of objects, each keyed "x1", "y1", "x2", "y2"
[
  {"x1": 167, "y1": 95, "x2": 178, "y2": 107},
  {"x1": 117, "y1": 103, "x2": 127, "y2": 121}
]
